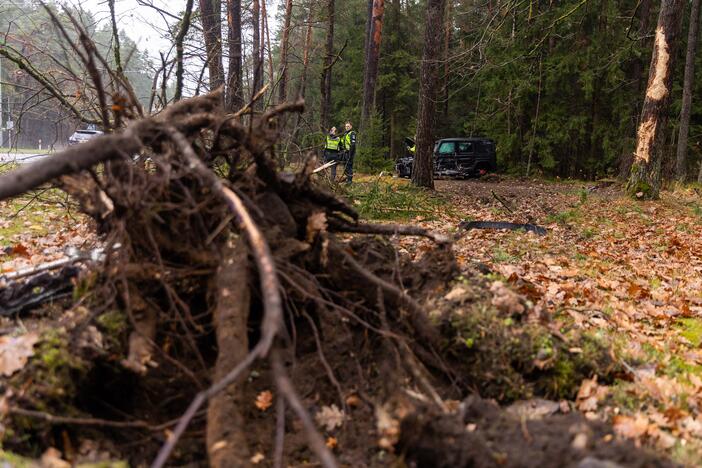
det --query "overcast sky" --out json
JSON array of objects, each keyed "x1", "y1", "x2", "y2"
[{"x1": 75, "y1": 0, "x2": 279, "y2": 60}]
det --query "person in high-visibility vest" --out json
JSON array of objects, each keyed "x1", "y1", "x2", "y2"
[
  {"x1": 323, "y1": 127, "x2": 342, "y2": 180},
  {"x1": 341, "y1": 121, "x2": 357, "y2": 184}
]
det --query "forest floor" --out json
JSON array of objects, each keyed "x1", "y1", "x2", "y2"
[
  {"x1": 344, "y1": 174, "x2": 702, "y2": 465},
  {"x1": 2, "y1": 172, "x2": 702, "y2": 466}
]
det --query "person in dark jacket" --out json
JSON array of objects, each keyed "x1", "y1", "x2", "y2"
[{"x1": 341, "y1": 121, "x2": 357, "y2": 184}]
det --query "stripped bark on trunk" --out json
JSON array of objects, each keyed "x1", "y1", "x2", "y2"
[
  {"x1": 627, "y1": 0, "x2": 684, "y2": 199},
  {"x1": 676, "y1": 0, "x2": 701, "y2": 180},
  {"x1": 412, "y1": 0, "x2": 447, "y2": 189}
]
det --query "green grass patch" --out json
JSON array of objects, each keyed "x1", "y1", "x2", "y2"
[
  {"x1": 343, "y1": 176, "x2": 451, "y2": 221},
  {"x1": 677, "y1": 318, "x2": 702, "y2": 347},
  {"x1": 492, "y1": 247, "x2": 521, "y2": 263},
  {"x1": 0, "y1": 188, "x2": 70, "y2": 243},
  {"x1": 546, "y1": 208, "x2": 581, "y2": 225}
]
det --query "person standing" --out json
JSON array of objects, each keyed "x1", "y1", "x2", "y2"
[
  {"x1": 341, "y1": 121, "x2": 357, "y2": 184},
  {"x1": 323, "y1": 126, "x2": 342, "y2": 180}
]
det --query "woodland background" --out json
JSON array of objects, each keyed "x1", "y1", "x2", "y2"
[{"x1": 1, "y1": 0, "x2": 701, "y2": 180}]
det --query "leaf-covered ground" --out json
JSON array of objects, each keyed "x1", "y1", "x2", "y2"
[
  {"x1": 345, "y1": 175, "x2": 702, "y2": 464},
  {"x1": 0, "y1": 186, "x2": 95, "y2": 277},
  {"x1": 4, "y1": 173, "x2": 702, "y2": 465}
]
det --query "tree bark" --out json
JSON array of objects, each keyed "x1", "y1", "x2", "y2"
[
  {"x1": 412, "y1": 0, "x2": 448, "y2": 189},
  {"x1": 292, "y1": 2, "x2": 314, "y2": 142},
  {"x1": 262, "y1": 0, "x2": 274, "y2": 89},
  {"x1": 361, "y1": 0, "x2": 385, "y2": 132},
  {"x1": 675, "y1": 0, "x2": 701, "y2": 181},
  {"x1": 252, "y1": 0, "x2": 263, "y2": 108},
  {"x1": 526, "y1": 56, "x2": 542, "y2": 178},
  {"x1": 441, "y1": 0, "x2": 451, "y2": 119},
  {"x1": 320, "y1": 0, "x2": 335, "y2": 129},
  {"x1": 619, "y1": 0, "x2": 653, "y2": 177},
  {"x1": 627, "y1": 0, "x2": 684, "y2": 199},
  {"x1": 277, "y1": 0, "x2": 294, "y2": 104},
  {"x1": 199, "y1": 0, "x2": 225, "y2": 94},
  {"x1": 226, "y1": 0, "x2": 243, "y2": 110},
  {"x1": 206, "y1": 240, "x2": 251, "y2": 468},
  {"x1": 175, "y1": 0, "x2": 196, "y2": 102}
]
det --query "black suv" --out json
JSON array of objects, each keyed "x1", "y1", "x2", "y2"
[{"x1": 396, "y1": 137, "x2": 496, "y2": 178}]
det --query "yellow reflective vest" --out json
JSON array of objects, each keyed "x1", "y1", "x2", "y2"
[{"x1": 325, "y1": 135, "x2": 341, "y2": 151}]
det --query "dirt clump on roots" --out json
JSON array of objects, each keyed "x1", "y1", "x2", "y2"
[{"x1": 0, "y1": 92, "x2": 673, "y2": 467}]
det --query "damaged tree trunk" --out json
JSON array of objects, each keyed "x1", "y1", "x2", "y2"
[{"x1": 627, "y1": 0, "x2": 684, "y2": 199}]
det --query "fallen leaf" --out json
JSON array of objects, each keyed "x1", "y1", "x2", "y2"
[
  {"x1": 326, "y1": 436, "x2": 338, "y2": 449},
  {"x1": 490, "y1": 281, "x2": 526, "y2": 315},
  {"x1": 250, "y1": 452, "x2": 265, "y2": 464},
  {"x1": 0, "y1": 333, "x2": 39, "y2": 377},
  {"x1": 613, "y1": 414, "x2": 649, "y2": 440},
  {"x1": 316, "y1": 404, "x2": 345, "y2": 431},
  {"x1": 255, "y1": 390, "x2": 273, "y2": 411},
  {"x1": 10, "y1": 243, "x2": 29, "y2": 257}
]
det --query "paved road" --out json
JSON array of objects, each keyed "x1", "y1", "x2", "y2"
[{"x1": 0, "y1": 152, "x2": 50, "y2": 164}]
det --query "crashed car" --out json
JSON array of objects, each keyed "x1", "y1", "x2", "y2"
[{"x1": 396, "y1": 137, "x2": 497, "y2": 178}]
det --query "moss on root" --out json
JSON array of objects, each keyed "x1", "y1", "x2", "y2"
[{"x1": 441, "y1": 306, "x2": 618, "y2": 402}]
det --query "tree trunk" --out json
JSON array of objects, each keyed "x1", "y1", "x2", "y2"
[
  {"x1": 618, "y1": 0, "x2": 653, "y2": 177},
  {"x1": 320, "y1": 0, "x2": 335, "y2": 129},
  {"x1": 261, "y1": 0, "x2": 274, "y2": 88},
  {"x1": 361, "y1": 0, "x2": 385, "y2": 132},
  {"x1": 252, "y1": 0, "x2": 263, "y2": 107},
  {"x1": 411, "y1": 0, "x2": 447, "y2": 189},
  {"x1": 277, "y1": 0, "x2": 294, "y2": 103},
  {"x1": 175, "y1": 0, "x2": 195, "y2": 102},
  {"x1": 526, "y1": 56, "x2": 542, "y2": 178},
  {"x1": 441, "y1": 0, "x2": 450, "y2": 118},
  {"x1": 675, "y1": 0, "x2": 701, "y2": 181},
  {"x1": 226, "y1": 0, "x2": 243, "y2": 110},
  {"x1": 199, "y1": 0, "x2": 225, "y2": 93},
  {"x1": 292, "y1": 2, "x2": 314, "y2": 143},
  {"x1": 627, "y1": 0, "x2": 684, "y2": 199}
]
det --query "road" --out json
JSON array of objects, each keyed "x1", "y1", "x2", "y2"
[{"x1": 0, "y1": 152, "x2": 50, "y2": 164}]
